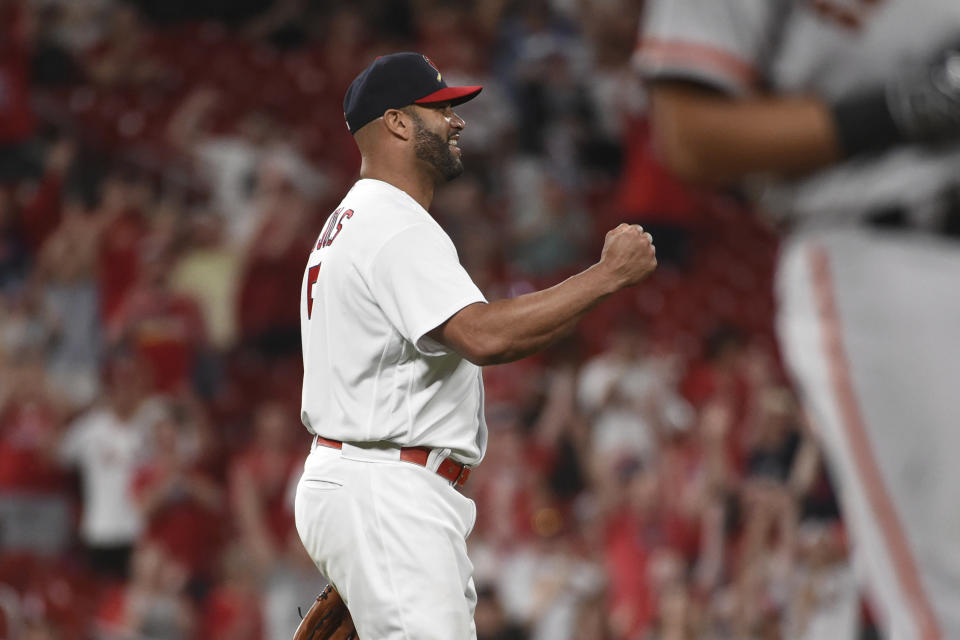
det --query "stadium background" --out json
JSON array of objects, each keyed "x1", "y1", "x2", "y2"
[{"x1": 0, "y1": 0, "x2": 866, "y2": 638}]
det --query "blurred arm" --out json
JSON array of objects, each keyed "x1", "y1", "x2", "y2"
[
  {"x1": 167, "y1": 88, "x2": 218, "y2": 153},
  {"x1": 788, "y1": 434, "x2": 821, "y2": 498},
  {"x1": 229, "y1": 462, "x2": 278, "y2": 575},
  {"x1": 242, "y1": 0, "x2": 306, "y2": 39},
  {"x1": 649, "y1": 82, "x2": 841, "y2": 187}
]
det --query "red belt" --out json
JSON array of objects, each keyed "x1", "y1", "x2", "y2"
[{"x1": 313, "y1": 435, "x2": 472, "y2": 488}]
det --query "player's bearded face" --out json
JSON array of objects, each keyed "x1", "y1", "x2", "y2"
[{"x1": 410, "y1": 111, "x2": 463, "y2": 181}]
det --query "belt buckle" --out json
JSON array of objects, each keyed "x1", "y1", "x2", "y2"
[{"x1": 454, "y1": 465, "x2": 471, "y2": 487}]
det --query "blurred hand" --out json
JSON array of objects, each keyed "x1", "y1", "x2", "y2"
[{"x1": 888, "y1": 43, "x2": 960, "y2": 143}]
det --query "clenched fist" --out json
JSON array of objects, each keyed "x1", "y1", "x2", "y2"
[{"x1": 598, "y1": 223, "x2": 658, "y2": 289}]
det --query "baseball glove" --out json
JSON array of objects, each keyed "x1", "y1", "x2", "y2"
[{"x1": 293, "y1": 585, "x2": 358, "y2": 640}]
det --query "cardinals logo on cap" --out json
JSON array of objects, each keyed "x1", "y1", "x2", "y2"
[{"x1": 422, "y1": 55, "x2": 442, "y2": 82}]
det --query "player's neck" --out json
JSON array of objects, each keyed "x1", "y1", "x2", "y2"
[{"x1": 359, "y1": 162, "x2": 436, "y2": 211}]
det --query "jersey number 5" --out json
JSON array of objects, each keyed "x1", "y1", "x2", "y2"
[{"x1": 306, "y1": 263, "x2": 321, "y2": 319}]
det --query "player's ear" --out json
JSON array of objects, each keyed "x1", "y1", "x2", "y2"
[{"x1": 382, "y1": 108, "x2": 413, "y2": 141}]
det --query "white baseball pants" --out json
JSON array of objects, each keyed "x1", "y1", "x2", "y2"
[
  {"x1": 294, "y1": 440, "x2": 478, "y2": 639},
  {"x1": 776, "y1": 228, "x2": 960, "y2": 640}
]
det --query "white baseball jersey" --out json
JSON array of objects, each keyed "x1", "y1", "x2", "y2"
[
  {"x1": 299, "y1": 178, "x2": 488, "y2": 465},
  {"x1": 636, "y1": 0, "x2": 960, "y2": 228}
]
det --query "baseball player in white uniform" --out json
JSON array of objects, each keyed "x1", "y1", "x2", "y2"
[
  {"x1": 636, "y1": 3, "x2": 960, "y2": 639},
  {"x1": 293, "y1": 52, "x2": 658, "y2": 640}
]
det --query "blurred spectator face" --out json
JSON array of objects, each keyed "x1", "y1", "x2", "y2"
[
  {"x1": 324, "y1": 8, "x2": 364, "y2": 51},
  {"x1": 98, "y1": 172, "x2": 152, "y2": 216},
  {"x1": 521, "y1": 0, "x2": 553, "y2": 31},
  {"x1": 104, "y1": 354, "x2": 149, "y2": 414},
  {"x1": 158, "y1": 551, "x2": 189, "y2": 594},
  {"x1": 99, "y1": 175, "x2": 129, "y2": 214},
  {"x1": 137, "y1": 246, "x2": 173, "y2": 290},
  {"x1": 626, "y1": 463, "x2": 659, "y2": 514},
  {"x1": 541, "y1": 176, "x2": 569, "y2": 215},
  {"x1": 62, "y1": 195, "x2": 89, "y2": 223},
  {"x1": 253, "y1": 402, "x2": 292, "y2": 450},
  {"x1": 130, "y1": 542, "x2": 166, "y2": 590},
  {"x1": 7, "y1": 349, "x2": 47, "y2": 399},
  {"x1": 754, "y1": 388, "x2": 796, "y2": 448},
  {"x1": 415, "y1": 5, "x2": 461, "y2": 44},
  {"x1": 240, "y1": 110, "x2": 278, "y2": 147},
  {"x1": 798, "y1": 521, "x2": 846, "y2": 568},
  {"x1": 152, "y1": 414, "x2": 179, "y2": 460},
  {"x1": 258, "y1": 165, "x2": 298, "y2": 200},
  {"x1": 648, "y1": 547, "x2": 684, "y2": 591},
  {"x1": 543, "y1": 51, "x2": 575, "y2": 87},
  {"x1": 483, "y1": 405, "x2": 525, "y2": 467},
  {"x1": 433, "y1": 174, "x2": 485, "y2": 220},
  {"x1": 128, "y1": 176, "x2": 155, "y2": 213},
  {"x1": 609, "y1": 322, "x2": 647, "y2": 359},
  {"x1": 445, "y1": 37, "x2": 482, "y2": 76},
  {"x1": 2, "y1": 287, "x2": 53, "y2": 361},
  {"x1": 108, "y1": 4, "x2": 143, "y2": 42},
  {"x1": 473, "y1": 586, "x2": 507, "y2": 638},
  {"x1": 219, "y1": 541, "x2": 258, "y2": 589},
  {"x1": 705, "y1": 326, "x2": 746, "y2": 368},
  {"x1": 188, "y1": 212, "x2": 226, "y2": 248},
  {"x1": 130, "y1": 542, "x2": 189, "y2": 598}
]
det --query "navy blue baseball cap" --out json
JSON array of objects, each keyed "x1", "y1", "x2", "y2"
[{"x1": 343, "y1": 52, "x2": 483, "y2": 134}]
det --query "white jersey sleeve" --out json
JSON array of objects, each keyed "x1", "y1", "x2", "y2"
[
  {"x1": 368, "y1": 222, "x2": 486, "y2": 357},
  {"x1": 637, "y1": 0, "x2": 788, "y2": 94}
]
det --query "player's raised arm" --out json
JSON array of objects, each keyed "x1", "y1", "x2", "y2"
[
  {"x1": 647, "y1": 84, "x2": 840, "y2": 186},
  {"x1": 645, "y1": 42, "x2": 960, "y2": 187},
  {"x1": 429, "y1": 223, "x2": 657, "y2": 366}
]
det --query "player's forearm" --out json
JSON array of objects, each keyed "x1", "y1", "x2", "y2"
[
  {"x1": 435, "y1": 264, "x2": 618, "y2": 366},
  {"x1": 650, "y1": 83, "x2": 840, "y2": 186},
  {"x1": 434, "y1": 224, "x2": 656, "y2": 364}
]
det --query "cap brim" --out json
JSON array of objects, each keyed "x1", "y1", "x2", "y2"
[{"x1": 414, "y1": 85, "x2": 483, "y2": 106}]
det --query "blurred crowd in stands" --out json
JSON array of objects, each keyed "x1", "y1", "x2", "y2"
[{"x1": 0, "y1": 0, "x2": 861, "y2": 638}]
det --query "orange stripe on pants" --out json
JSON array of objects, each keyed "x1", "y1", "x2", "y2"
[{"x1": 809, "y1": 246, "x2": 939, "y2": 640}]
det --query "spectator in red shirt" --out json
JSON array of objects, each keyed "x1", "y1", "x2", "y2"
[
  {"x1": 682, "y1": 325, "x2": 775, "y2": 479},
  {"x1": 235, "y1": 162, "x2": 317, "y2": 357},
  {"x1": 131, "y1": 402, "x2": 223, "y2": 584},
  {"x1": 96, "y1": 174, "x2": 149, "y2": 324},
  {"x1": 0, "y1": 350, "x2": 65, "y2": 492},
  {"x1": 603, "y1": 458, "x2": 702, "y2": 639},
  {"x1": 109, "y1": 244, "x2": 207, "y2": 395},
  {"x1": 18, "y1": 137, "x2": 77, "y2": 255},
  {"x1": 94, "y1": 542, "x2": 195, "y2": 640},
  {"x1": 228, "y1": 401, "x2": 302, "y2": 576},
  {"x1": 200, "y1": 543, "x2": 265, "y2": 640}
]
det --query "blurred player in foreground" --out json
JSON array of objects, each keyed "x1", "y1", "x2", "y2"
[{"x1": 637, "y1": 2, "x2": 960, "y2": 639}]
